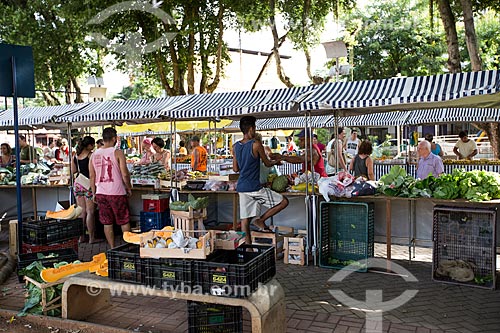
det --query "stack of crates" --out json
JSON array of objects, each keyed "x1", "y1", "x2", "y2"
[
  {"x1": 319, "y1": 201, "x2": 374, "y2": 272},
  {"x1": 140, "y1": 194, "x2": 170, "y2": 232},
  {"x1": 433, "y1": 206, "x2": 497, "y2": 289},
  {"x1": 251, "y1": 226, "x2": 294, "y2": 259},
  {"x1": 20, "y1": 216, "x2": 83, "y2": 254}
]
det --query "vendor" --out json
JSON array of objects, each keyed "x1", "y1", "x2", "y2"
[
  {"x1": 190, "y1": 136, "x2": 207, "y2": 172},
  {"x1": 278, "y1": 129, "x2": 327, "y2": 177},
  {"x1": 18, "y1": 135, "x2": 37, "y2": 164},
  {"x1": 417, "y1": 140, "x2": 444, "y2": 179},
  {"x1": 138, "y1": 137, "x2": 154, "y2": 165},
  {"x1": 178, "y1": 140, "x2": 188, "y2": 156},
  {"x1": 151, "y1": 137, "x2": 171, "y2": 170},
  {"x1": 453, "y1": 131, "x2": 478, "y2": 160}
]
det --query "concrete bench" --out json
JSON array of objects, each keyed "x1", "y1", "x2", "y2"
[{"x1": 62, "y1": 272, "x2": 285, "y2": 333}]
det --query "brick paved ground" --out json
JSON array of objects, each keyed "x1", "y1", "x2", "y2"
[{"x1": 1, "y1": 219, "x2": 499, "y2": 332}]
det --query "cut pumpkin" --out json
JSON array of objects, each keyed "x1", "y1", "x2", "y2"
[
  {"x1": 41, "y1": 253, "x2": 107, "y2": 283},
  {"x1": 46, "y1": 204, "x2": 82, "y2": 220}
]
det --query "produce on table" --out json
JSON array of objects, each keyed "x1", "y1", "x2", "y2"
[
  {"x1": 378, "y1": 166, "x2": 500, "y2": 201},
  {"x1": 291, "y1": 182, "x2": 318, "y2": 193},
  {"x1": 45, "y1": 204, "x2": 83, "y2": 220},
  {"x1": 40, "y1": 253, "x2": 107, "y2": 283},
  {"x1": 130, "y1": 162, "x2": 167, "y2": 181},
  {"x1": 170, "y1": 194, "x2": 209, "y2": 211},
  {"x1": 271, "y1": 175, "x2": 289, "y2": 192}
]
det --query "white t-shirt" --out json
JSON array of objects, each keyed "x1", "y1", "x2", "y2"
[
  {"x1": 346, "y1": 138, "x2": 360, "y2": 157},
  {"x1": 454, "y1": 139, "x2": 477, "y2": 159}
]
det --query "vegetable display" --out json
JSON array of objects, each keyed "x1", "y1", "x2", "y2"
[
  {"x1": 378, "y1": 166, "x2": 500, "y2": 202},
  {"x1": 170, "y1": 194, "x2": 209, "y2": 211}
]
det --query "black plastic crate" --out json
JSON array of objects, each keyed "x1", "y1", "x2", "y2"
[
  {"x1": 188, "y1": 301, "x2": 242, "y2": 333},
  {"x1": 433, "y1": 206, "x2": 497, "y2": 290},
  {"x1": 193, "y1": 244, "x2": 275, "y2": 298},
  {"x1": 17, "y1": 248, "x2": 79, "y2": 283},
  {"x1": 146, "y1": 257, "x2": 192, "y2": 290},
  {"x1": 140, "y1": 211, "x2": 170, "y2": 232},
  {"x1": 22, "y1": 218, "x2": 84, "y2": 245},
  {"x1": 108, "y1": 243, "x2": 147, "y2": 285},
  {"x1": 319, "y1": 201, "x2": 374, "y2": 272}
]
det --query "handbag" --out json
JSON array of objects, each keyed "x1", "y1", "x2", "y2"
[{"x1": 74, "y1": 156, "x2": 90, "y2": 190}]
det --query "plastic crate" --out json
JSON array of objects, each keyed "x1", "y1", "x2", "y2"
[
  {"x1": 433, "y1": 206, "x2": 497, "y2": 290},
  {"x1": 193, "y1": 244, "x2": 276, "y2": 298},
  {"x1": 143, "y1": 198, "x2": 169, "y2": 212},
  {"x1": 319, "y1": 201, "x2": 374, "y2": 272},
  {"x1": 22, "y1": 238, "x2": 79, "y2": 254},
  {"x1": 22, "y1": 218, "x2": 84, "y2": 245},
  {"x1": 108, "y1": 243, "x2": 147, "y2": 285},
  {"x1": 17, "y1": 248, "x2": 79, "y2": 283},
  {"x1": 140, "y1": 211, "x2": 170, "y2": 232},
  {"x1": 146, "y1": 257, "x2": 192, "y2": 290},
  {"x1": 187, "y1": 301, "x2": 242, "y2": 333}
]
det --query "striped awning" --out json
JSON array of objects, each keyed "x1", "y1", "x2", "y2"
[
  {"x1": 299, "y1": 70, "x2": 500, "y2": 115},
  {"x1": 56, "y1": 96, "x2": 187, "y2": 127},
  {"x1": 327, "y1": 111, "x2": 411, "y2": 127},
  {"x1": 405, "y1": 108, "x2": 500, "y2": 125},
  {"x1": 0, "y1": 103, "x2": 89, "y2": 129},
  {"x1": 223, "y1": 115, "x2": 332, "y2": 133},
  {"x1": 164, "y1": 86, "x2": 312, "y2": 120}
]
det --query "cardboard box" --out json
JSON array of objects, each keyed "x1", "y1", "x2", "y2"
[{"x1": 214, "y1": 231, "x2": 245, "y2": 250}]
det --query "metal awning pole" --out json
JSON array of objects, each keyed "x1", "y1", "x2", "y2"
[{"x1": 67, "y1": 122, "x2": 74, "y2": 204}]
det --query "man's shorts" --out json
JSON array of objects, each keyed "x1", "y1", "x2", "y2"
[
  {"x1": 238, "y1": 187, "x2": 283, "y2": 219},
  {"x1": 95, "y1": 194, "x2": 130, "y2": 226}
]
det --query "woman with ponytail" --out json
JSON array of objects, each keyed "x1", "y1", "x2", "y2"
[{"x1": 72, "y1": 136, "x2": 102, "y2": 243}]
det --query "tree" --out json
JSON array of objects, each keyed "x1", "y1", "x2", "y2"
[
  {"x1": 345, "y1": 0, "x2": 446, "y2": 80},
  {"x1": 0, "y1": 1, "x2": 100, "y2": 105},
  {"x1": 436, "y1": 0, "x2": 462, "y2": 73}
]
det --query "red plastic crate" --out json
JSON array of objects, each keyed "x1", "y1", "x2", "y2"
[
  {"x1": 22, "y1": 238, "x2": 79, "y2": 254},
  {"x1": 143, "y1": 198, "x2": 169, "y2": 212}
]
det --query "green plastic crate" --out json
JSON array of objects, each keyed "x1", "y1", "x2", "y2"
[{"x1": 319, "y1": 201, "x2": 374, "y2": 272}]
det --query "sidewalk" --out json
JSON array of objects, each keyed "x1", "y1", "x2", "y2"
[{"x1": 0, "y1": 220, "x2": 499, "y2": 332}]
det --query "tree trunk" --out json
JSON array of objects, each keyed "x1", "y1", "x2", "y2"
[
  {"x1": 269, "y1": 0, "x2": 293, "y2": 87},
  {"x1": 155, "y1": 52, "x2": 175, "y2": 96},
  {"x1": 206, "y1": 5, "x2": 225, "y2": 94},
  {"x1": 251, "y1": 34, "x2": 287, "y2": 90},
  {"x1": 64, "y1": 80, "x2": 72, "y2": 104},
  {"x1": 437, "y1": 0, "x2": 461, "y2": 73},
  {"x1": 71, "y1": 77, "x2": 84, "y2": 103},
  {"x1": 460, "y1": 0, "x2": 482, "y2": 71},
  {"x1": 186, "y1": 5, "x2": 196, "y2": 95},
  {"x1": 476, "y1": 123, "x2": 500, "y2": 159}
]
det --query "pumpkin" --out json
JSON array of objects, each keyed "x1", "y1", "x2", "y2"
[
  {"x1": 41, "y1": 253, "x2": 107, "y2": 283},
  {"x1": 46, "y1": 204, "x2": 82, "y2": 220}
]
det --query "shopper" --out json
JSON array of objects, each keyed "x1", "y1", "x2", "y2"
[
  {"x1": 0, "y1": 143, "x2": 14, "y2": 168},
  {"x1": 55, "y1": 138, "x2": 70, "y2": 162},
  {"x1": 453, "y1": 131, "x2": 477, "y2": 160},
  {"x1": 178, "y1": 140, "x2": 188, "y2": 156},
  {"x1": 326, "y1": 127, "x2": 346, "y2": 175},
  {"x1": 313, "y1": 134, "x2": 326, "y2": 153},
  {"x1": 18, "y1": 135, "x2": 37, "y2": 164},
  {"x1": 138, "y1": 137, "x2": 154, "y2": 165},
  {"x1": 424, "y1": 133, "x2": 444, "y2": 157},
  {"x1": 255, "y1": 133, "x2": 279, "y2": 184},
  {"x1": 72, "y1": 136, "x2": 102, "y2": 244},
  {"x1": 151, "y1": 137, "x2": 171, "y2": 170},
  {"x1": 89, "y1": 127, "x2": 132, "y2": 248},
  {"x1": 349, "y1": 140, "x2": 375, "y2": 180},
  {"x1": 417, "y1": 140, "x2": 444, "y2": 179},
  {"x1": 190, "y1": 136, "x2": 208, "y2": 172},
  {"x1": 233, "y1": 116, "x2": 288, "y2": 244},
  {"x1": 96, "y1": 139, "x2": 104, "y2": 149},
  {"x1": 346, "y1": 130, "x2": 361, "y2": 158}
]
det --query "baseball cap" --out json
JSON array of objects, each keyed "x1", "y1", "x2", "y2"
[
  {"x1": 142, "y1": 138, "x2": 152, "y2": 145},
  {"x1": 295, "y1": 129, "x2": 313, "y2": 138}
]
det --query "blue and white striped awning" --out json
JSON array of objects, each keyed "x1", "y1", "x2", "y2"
[
  {"x1": 164, "y1": 86, "x2": 312, "y2": 120},
  {"x1": 57, "y1": 97, "x2": 186, "y2": 127},
  {"x1": 327, "y1": 111, "x2": 411, "y2": 127},
  {"x1": 0, "y1": 103, "x2": 89, "y2": 129},
  {"x1": 405, "y1": 108, "x2": 500, "y2": 125},
  {"x1": 223, "y1": 115, "x2": 332, "y2": 132},
  {"x1": 299, "y1": 70, "x2": 500, "y2": 115}
]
